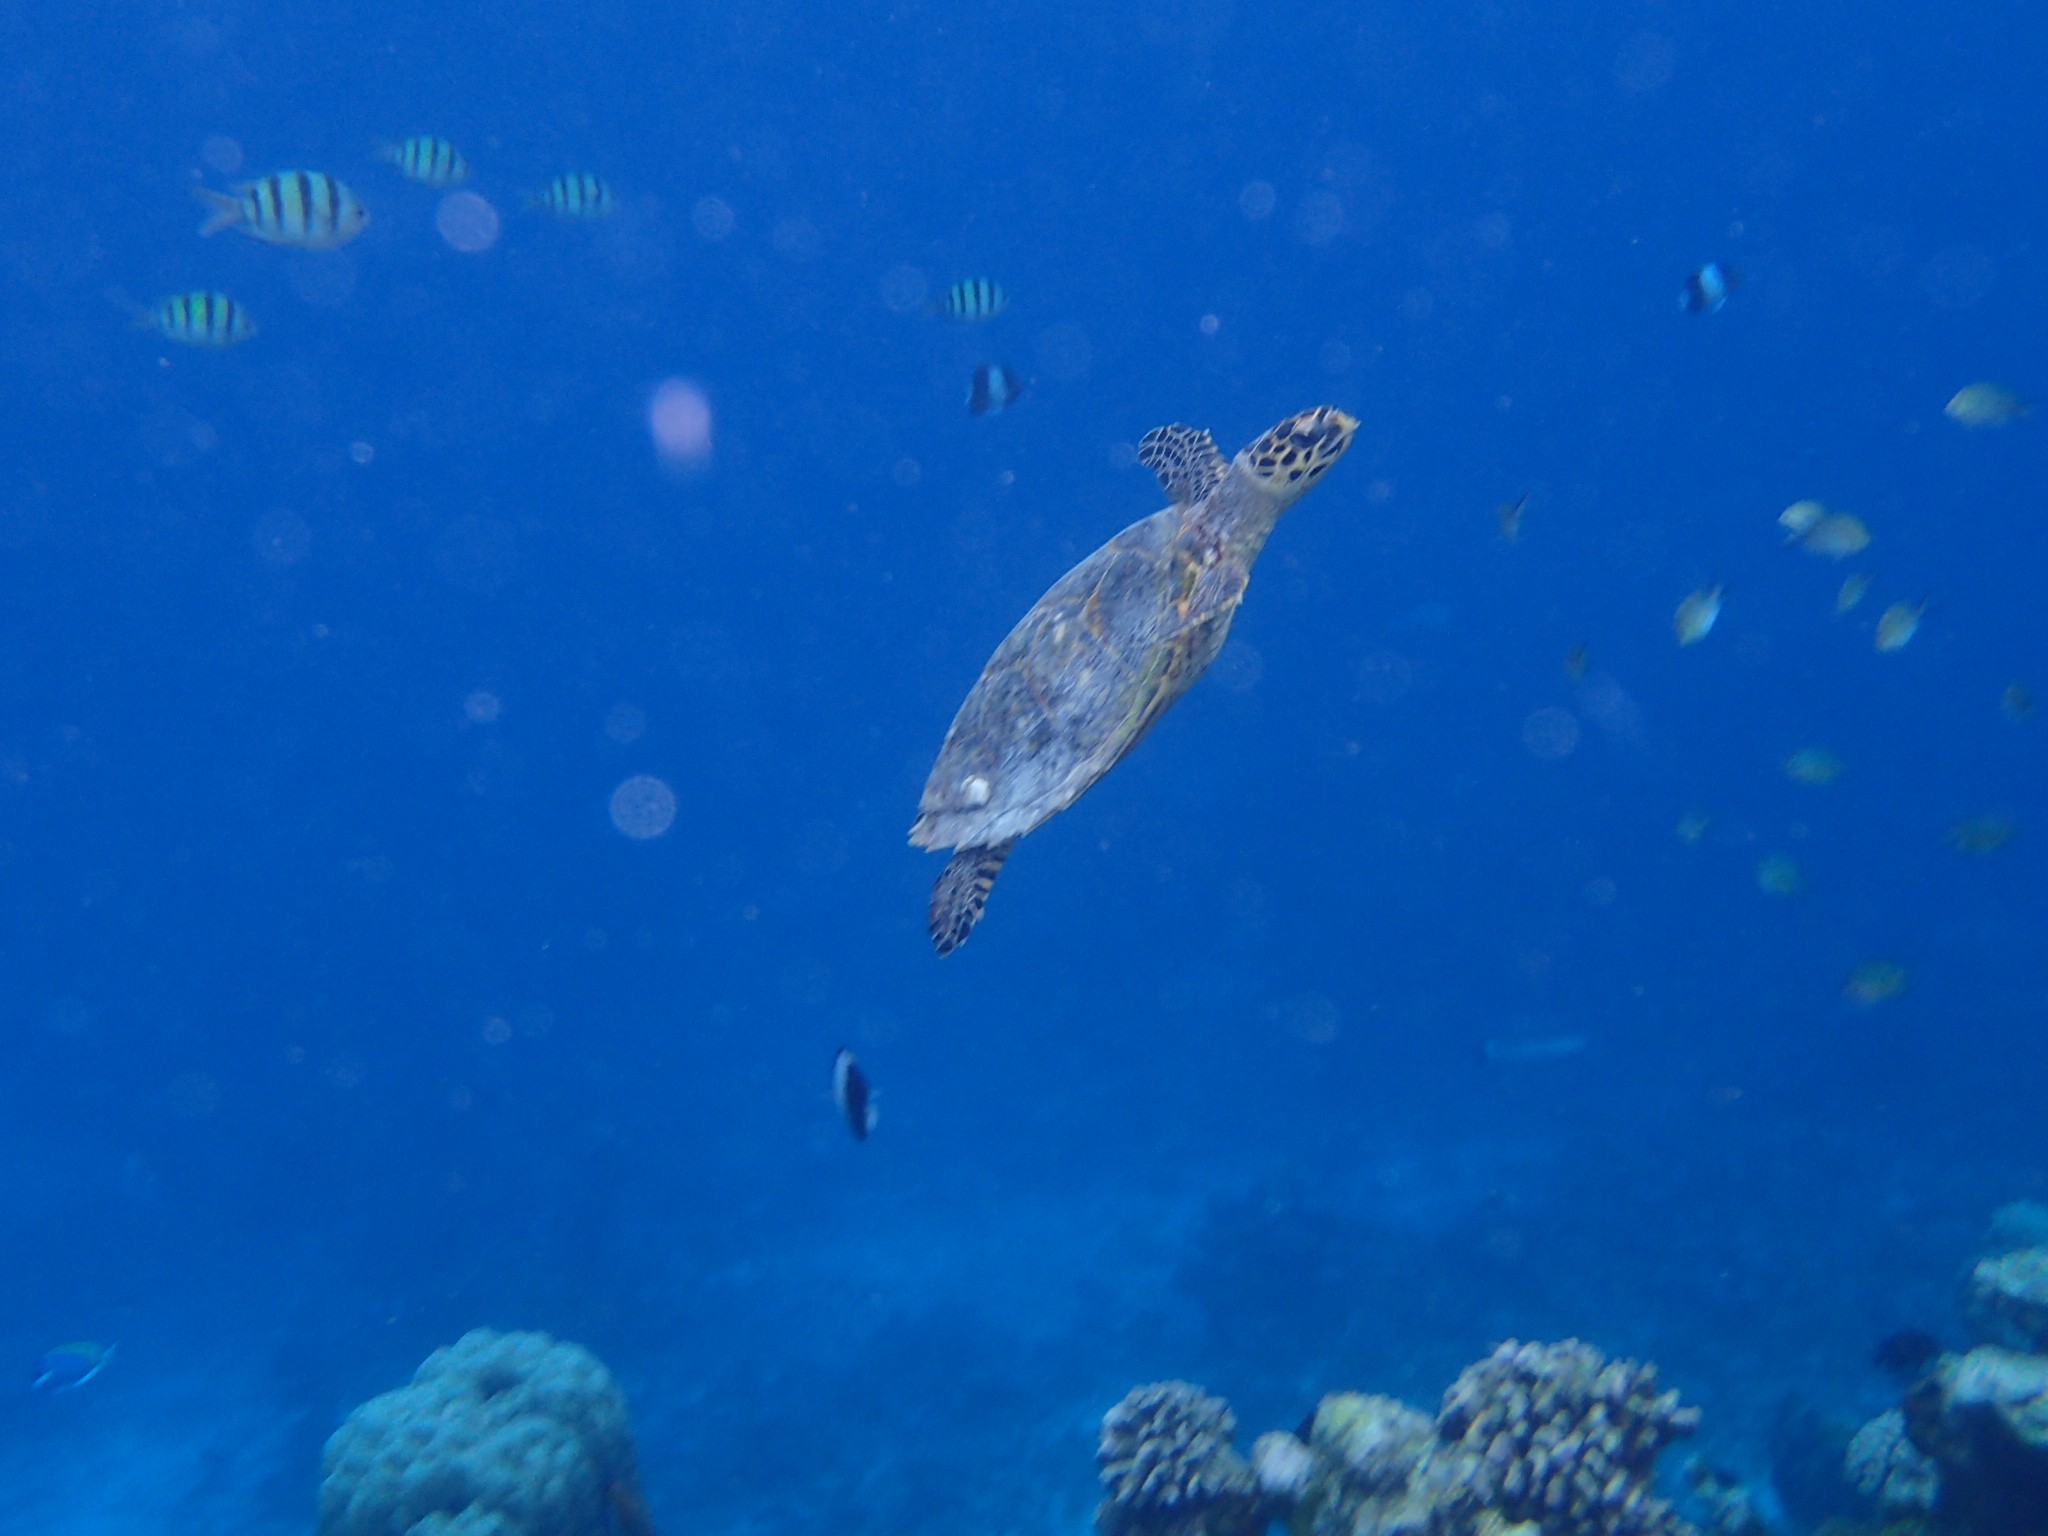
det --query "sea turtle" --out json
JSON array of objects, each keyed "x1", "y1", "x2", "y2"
[{"x1": 910, "y1": 405, "x2": 1358, "y2": 953}]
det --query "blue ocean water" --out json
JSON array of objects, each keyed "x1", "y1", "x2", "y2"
[{"x1": 0, "y1": 0, "x2": 2041, "y2": 1530}]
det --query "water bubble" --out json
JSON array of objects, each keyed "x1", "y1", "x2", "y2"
[
  {"x1": 610, "y1": 774, "x2": 677, "y2": 839},
  {"x1": 1238, "y1": 180, "x2": 1277, "y2": 220},
  {"x1": 349, "y1": 441, "x2": 375, "y2": 465},
  {"x1": 604, "y1": 702, "x2": 647, "y2": 743},
  {"x1": 200, "y1": 135, "x2": 243, "y2": 175},
  {"x1": 880, "y1": 264, "x2": 928, "y2": 313},
  {"x1": 464, "y1": 690, "x2": 502, "y2": 724},
  {"x1": 436, "y1": 191, "x2": 501, "y2": 253},
  {"x1": 892, "y1": 456, "x2": 923, "y2": 487},
  {"x1": 481, "y1": 1016, "x2": 512, "y2": 1045},
  {"x1": 252, "y1": 509, "x2": 311, "y2": 566},
  {"x1": 691, "y1": 196, "x2": 735, "y2": 241},
  {"x1": 1293, "y1": 190, "x2": 1346, "y2": 246},
  {"x1": 1199, "y1": 313, "x2": 1220, "y2": 336},
  {"x1": 647, "y1": 378, "x2": 714, "y2": 466},
  {"x1": 1522, "y1": 706, "x2": 1581, "y2": 760}
]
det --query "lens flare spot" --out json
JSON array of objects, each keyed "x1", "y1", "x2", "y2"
[{"x1": 648, "y1": 379, "x2": 714, "y2": 467}]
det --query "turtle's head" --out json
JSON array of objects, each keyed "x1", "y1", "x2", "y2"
[{"x1": 1239, "y1": 407, "x2": 1358, "y2": 509}]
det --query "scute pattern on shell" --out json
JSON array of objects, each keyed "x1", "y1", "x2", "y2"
[
  {"x1": 1097, "y1": 1382, "x2": 1267, "y2": 1536},
  {"x1": 1430, "y1": 1340, "x2": 1701, "y2": 1536}
]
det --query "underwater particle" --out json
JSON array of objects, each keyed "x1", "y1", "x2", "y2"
[
  {"x1": 1875, "y1": 598, "x2": 1926, "y2": 652},
  {"x1": 481, "y1": 1016, "x2": 512, "y2": 1045},
  {"x1": 1797, "y1": 512, "x2": 1871, "y2": 559},
  {"x1": 139, "y1": 290, "x2": 256, "y2": 347},
  {"x1": 609, "y1": 775, "x2": 676, "y2": 839},
  {"x1": 831, "y1": 1048, "x2": 877, "y2": 1140},
  {"x1": 1673, "y1": 583, "x2": 1723, "y2": 645},
  {"x1": 378, "y1": 135, "x2": 470, "y2": 187},
  {"x1": 1496, "y1": 491, "x2": 1527, "y2": 542},
  {"x1": 200, "y1": 134, "x2": 243, "y2": 175},
  {"x1": 31, "y1": 1342, "x2": 114, "y2": 1393},
  {"x1": 1680, "y1": 261, "x2": 1741, "y2": 313},
  {"x1": 1945, "y1": 381, "x2": 2028, "y2": 428},
  {"x1": 892, "y1": 456, "x2": 922, "y2": 487},
  {"x1": 1293, "y1": 189, "x2": 1345, "y2": 246},
  {"x1": 530, "y1": 173, "x2": 615, "y2": 219},
  {"x1": 464, "y1": 690, "x2": 501, "y2": 724},
  {"x1": 1238, "y1": 180, "x2": 1277, "y2": 220},
  {"x1": 1873, "y1": 1328, "x2": 1945, "y2": 1382},
  {"x1": 1562, "y1": 644, "x2": 1589, "y2": 681},
  {"x1": 877, "y1": 263, "x2": 927, "y2": 312},
  {"x1": 1521, "y1": 706, "x2": 1580, "y2": 760},
  {"x1": 691, "y1": 195, "x2": 736, "y2": 241},
  {"x1": 647, "y1": 378, "x2": 714, "y2": 466},
  {"x1": 349, "y1": 441, "x2": 374, "y2": 466},
  {"x1": 1778, "y1": 499, "x2": 1826, "y2": 540},
  {"x1": 197, "y1": 170, "x2": 368, "y2": 248},
  {"x1": 1836, "y1": 571, "x2": 1873, "y2": 614},
  {"x1": 1948, "y1": 814, "x2": 2017, "y2": 855},
  {"x1": 1844, "y1": 959, "x2": 1909, "y2": 1005},
  {"x1": 603, "y1": 702, "x2": 646, "y2": 744},
  {"x1": 1784, "y1": 747, "x2": 1844, "y2": 785},
  {"x1": 967, "y1": 362, "x2": 1024, "y2": 416},
  {"x1": 1198, "y1": 313, "x2": 1220, "y2": 336},
  {"x1": 934, "y1": 277, "x2": 1007, "y2": 321},
  {"x1": 1484, "y1": 1033, "x2": 1589, "y2": 1064},
  {"x1": 2004, "y1": 682, "x2": 2035, "y2": 720},
  {"x1": 1356, "y1": 648, "x2": 1413, "y2": 704},
  {"x1": 167, "y1": 1071, "x2": 221, "y2": 1117},
  {"x1": 251, "y1": 508, "x2": 312, "y2": 567},
  {"x1": 1675, "y1": 809, "x2": 1711, "y2": 844},
  {"x1": 435, "y1": 190, "x2": 500, "y2": 252},
  {"x1": 1756, "y1": 853, "x2": 1804, "y2": 896}
]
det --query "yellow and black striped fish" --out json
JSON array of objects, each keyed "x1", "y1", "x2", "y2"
[
  {"x1": 378, "y1": 135, "x2": 470, "y2": 188},
  {"x1": 195, "y1": 171, "x2": 368, "y2": 249},
  {"x1": 529, "y1": 174, "x2": 615, "y2": 220},
  {"x1": 934, "y1": 278, "x2": 1007, "y2": 321},
  {"x1": 136, "y1": 291, "x2": 256, "y2": 347}
]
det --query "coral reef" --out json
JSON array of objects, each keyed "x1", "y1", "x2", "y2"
[
  {"x1": 316, "y1": 1328, "x2": 654, "y2": 1536},
  {"x1": 1844, "y1": 1410, "x2": 1939, "y2": 1516},
  {"x1": 1106, "y1": 1339, "x2": 1701, "y2": 1536},
  {"x1": 1900, "y1": 1346, "x2": 2048, "y2": 1535},
  {"x1": 1096, "y1": 1381, "x2": 1268, "y2": 1536},
  {"x1": 1967, "y1": 1248, "x2": 2048, "y2": 1352}
]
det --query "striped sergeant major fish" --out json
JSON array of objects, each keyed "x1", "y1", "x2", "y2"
[
  {"x1": 195, "y1": 171, "x2": 368, "y2": 249},
  {"x1": 137, "y1": 290, "x2": 256, "y2": 347},
  {"x1": 378, "y1": 135, "x2": 471, "y2": 188},
  {"x1": 933, "y1": 277, "x2": 1007, "y2": 321},
  {"x1": 529, "y1": 173, "x2": 616, "y2": 219}
]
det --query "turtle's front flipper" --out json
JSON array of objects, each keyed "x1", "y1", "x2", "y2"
[{"x1": 929, "y1": 840, "x2": 1015, "y2": 955}]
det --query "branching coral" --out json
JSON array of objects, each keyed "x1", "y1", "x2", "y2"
[
  {"x1": 1096, "y1": 1381, "x2": 1268, "y2": 1536},
  {"x1": 316, "y1": 1329, "x2": 654, "y2": 1536}
]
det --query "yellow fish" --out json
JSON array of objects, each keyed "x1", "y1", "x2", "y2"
[
  {"x1": 1798, "y1": 512, "x2": 1870, "y2": 559},
  {"x1": 529, "y1": 173, "x2": 615, "y2": 219},
  {"x1": 137, "y1": 290, "x2": 255, "y2": 347},
  {"x1": 1945, "y1": 382, "x2": 2028, "y2": 428},
  {"x1": 196, "y1": 171, "x2": 368, "y2": 248},
  {"x1": 1778, "y1": 499, "x2": 1826, "y2": 540},
  {"x1": 1673, "y1": 584, "x2": 1723, "y2": 646},
  {"x1": 378, "y1": 135, "x2": 471, "y2": 187},
  {"x1": 1785, "y1": 747, "x2": 1844, "y2": 785},
  {"x1": 1949, "y1": 815, "x2": 2017, "y2": 855},
  {"x1": 1844, "y1": 960, "x2": 1908, "y2": 1005},
  {"x1": 1835, "y1": 572, "x2": 1872, "y2": 614},
  {"x1": 1756, "y1": 854, "x2": 1803, "y2": 896},
  {"x1": 1874, "y1": 599, "x2": 1926, "y2": 653}
]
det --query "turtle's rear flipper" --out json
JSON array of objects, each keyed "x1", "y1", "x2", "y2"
[{"x1": 930, "y1": 841, "x2": 1015, "y2": 955}]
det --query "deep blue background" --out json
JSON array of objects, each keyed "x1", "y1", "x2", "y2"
[{"x1": 0, "y1": 1, "x2": 2041, "y2": 1531}]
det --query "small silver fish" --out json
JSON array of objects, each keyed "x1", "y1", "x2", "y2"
[
  {"x1": 831, "y1": 1048, "x2": 877, "y2": 1141},
  {"x1": 1673, "y1": 584, "x2": 1724, "y2": 646},
  {"x1": 1875, "y1": 598, "x2": 1926, "y2": 653},
  {"x1": 1945, "y1": 382, "x2": 2028, "y2": 428}
]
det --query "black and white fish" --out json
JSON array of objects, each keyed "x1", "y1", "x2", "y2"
[
  {"x1": 529, "y1": 173, "x2": 616, "y2": 220},
  {"x1": 1679, "y1": 262, "x2": 1740, "y2": 314},
  {"x1": 378, "y1": 135, "x2": 471, "y2": 188},
  {"x1": 967, "y1": 363, "x2": 1024, "y2": 416},
  {"x1": 831, "y1": 1048, "x2": 877, "y2": 1140},
  {"x1": 196, "y1": 171, "x2": 368, "y2": 249},
  {"x1": 934, "y1": 278, "x2": 1007, "y2": 321}
]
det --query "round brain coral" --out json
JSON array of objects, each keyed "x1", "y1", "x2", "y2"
[{"x1": 316, "y1": 1329, "x2": 652, "y2": 1536}]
